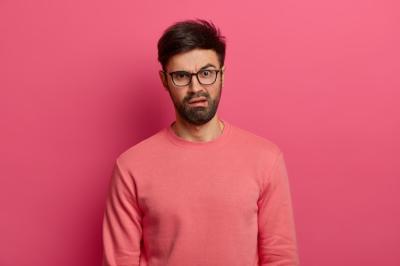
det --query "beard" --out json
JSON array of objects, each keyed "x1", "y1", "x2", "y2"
[{"x1": 168, "y1": 83, "x2": 222, "y2": 126}]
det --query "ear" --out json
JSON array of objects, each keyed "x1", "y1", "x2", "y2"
[
  {"x1": 220, "y1": 66, "x2": 225, "y2": 87},
  {"x1": 159, "y1": 70, "x2": 169, "y2": 91}
]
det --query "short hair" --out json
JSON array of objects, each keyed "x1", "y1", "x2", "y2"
[{"x1": 157, "y1": 19, "x2": 226, "y2": 71}]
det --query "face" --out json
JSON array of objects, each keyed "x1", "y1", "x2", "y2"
[{"x1": 159, "y1": 49, "x2": 225, "y2": 126}]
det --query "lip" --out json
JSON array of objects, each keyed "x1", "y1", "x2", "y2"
[
  {"x1": 188, "y1": 97, "x2": 207, "y2": 103},
  {"x1": 188, "y1": 98, "x2": 208, "y2": 107}
]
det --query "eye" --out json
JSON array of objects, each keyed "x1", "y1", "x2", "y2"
[
  {"x1": 173, "y1": 72, "x2": 190, "y2": 80},
  {"x1": 200, "y1": 70, "x2": 213, "y2": 78}
]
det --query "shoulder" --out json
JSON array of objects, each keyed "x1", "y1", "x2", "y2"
[
  {"x1": 229, "y1": 122, "x2": 282, "y2": 157},
  {"x1": 115, "y1": 127, "x2": 167, "y2": 168}
]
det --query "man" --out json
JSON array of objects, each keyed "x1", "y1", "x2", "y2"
[{"x1": 102, "y1": 19, "x2": 299, "y2": 266}]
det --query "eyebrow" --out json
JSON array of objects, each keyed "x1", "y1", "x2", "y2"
[
  {"x1": 199, "y1": 63, "x2": 217, "y2": 70},
  {"x1": 169, "y1": 63, "x2": 218, "y2": 73}
]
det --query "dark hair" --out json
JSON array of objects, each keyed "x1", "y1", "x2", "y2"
[{"x1": 157, "y1": 19, "x2": 226, "y2": 70}]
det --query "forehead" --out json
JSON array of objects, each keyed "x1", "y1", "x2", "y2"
[{"x1": 166, "y1": 49, "x2": 220, "y2": 72}]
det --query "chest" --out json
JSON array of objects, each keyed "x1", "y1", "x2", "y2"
[{"x1": 135, "y1": 160, "x2": 261, "y2": 226}]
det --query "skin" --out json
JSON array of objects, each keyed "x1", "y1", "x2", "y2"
[{"x1": 159, "y1": 49, "x2": 225, "y2": 142}]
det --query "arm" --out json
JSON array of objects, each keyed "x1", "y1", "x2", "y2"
[
  {"x1": 257, "y1": 151, "x2": 300, "y2": 265},
  {"x1": 102, "y1": 158, "x2": 143, "y2": 266}
]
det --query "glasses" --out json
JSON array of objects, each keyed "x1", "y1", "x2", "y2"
[{"x1": 165, "y1": 69, "x2": 222, "y2": 87}]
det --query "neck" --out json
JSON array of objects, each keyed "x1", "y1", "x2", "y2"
[{"x1": 171, "y1": 115, "x2": 224, "y2": 142}]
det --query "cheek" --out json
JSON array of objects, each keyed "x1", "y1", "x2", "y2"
[
  {"x1": 210, "y1": 85, "x2": 222, "y2": 98},
  {"x1": 170, "y1": 90, "x2": 186, "y2": 103}
]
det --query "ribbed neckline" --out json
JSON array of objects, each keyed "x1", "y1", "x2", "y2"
[{"x1": 165, "y1": 118, "x2": 231, "y2": 149}]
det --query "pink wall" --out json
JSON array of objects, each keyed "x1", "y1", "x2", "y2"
[{"x1": 1, "y1": 0, "x2": 399, "y2": 265}]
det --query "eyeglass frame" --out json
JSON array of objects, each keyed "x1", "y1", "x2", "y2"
[{"x1": 162, "y1": 68, "x2": 223, "y2": 87}]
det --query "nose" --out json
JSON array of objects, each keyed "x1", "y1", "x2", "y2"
[{"x1": 188, "y1": 74, "x2": 204, "y2": 93}]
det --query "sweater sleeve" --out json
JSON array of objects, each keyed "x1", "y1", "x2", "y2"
[
  {"x1": 102, "y1": 159, "x2": 143, "y2": 266},
  {"x1": 257, "y1": 151, "x2": 300, "y2": 265}
]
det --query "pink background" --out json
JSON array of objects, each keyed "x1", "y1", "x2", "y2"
[{"x1": 1, "y1": 0, "x2": 399, "y2": 265}]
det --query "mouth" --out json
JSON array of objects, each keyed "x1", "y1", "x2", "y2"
[{"x1": 188, "y1": 97, "x2": 208, "y2": 107}]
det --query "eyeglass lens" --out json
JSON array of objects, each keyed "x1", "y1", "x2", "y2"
[{"x1": 171, "y1": 70, "x2": 218, "y2": 86}]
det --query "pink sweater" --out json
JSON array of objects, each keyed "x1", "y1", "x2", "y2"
[{"x1": 102, "y1": 119, "x2": 299, "y2": 266}]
